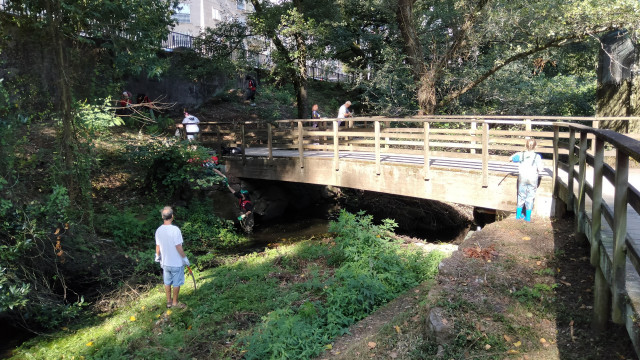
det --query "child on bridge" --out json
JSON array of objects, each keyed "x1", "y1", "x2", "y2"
[{"x1": 510, "y1": 138, "x2": 544, "y2": 222}]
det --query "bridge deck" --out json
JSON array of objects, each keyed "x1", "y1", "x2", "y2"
[{"x1": 242, "y1": 147, "x2": 554, "y2": 176}]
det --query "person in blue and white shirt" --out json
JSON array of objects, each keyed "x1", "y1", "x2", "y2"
[{"x1": 510, "y1": 138, "x2": 544, "y2": 222}]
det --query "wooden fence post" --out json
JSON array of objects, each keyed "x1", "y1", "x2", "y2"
[
  {"x1": 375, "y1": 120, "x2": 381, "y2": 175},
  {"x1": 611, "y1": 149, "x2": 629, "y2": 324},
  {"x1": 216, "y1": 124, "x2": 222, "y2": 156},
  {"x1": 567, "y1": 129, "x2": 576, "y2": 212},
  {"x1": 591, "y1": 136, "x2": 604, "y2": 266},
  {"x1": 333, "y1": 120, "x2": 339, "y2": 171},
  {"x1": 298, "y1": 121, "x2": 304, "y2": 168},
  {"x1": 240, "y1": 123, "x2": 247, "y2": 165},
  {"x1": 552, "y1": 126, "x2": 559, "y2": 202},
  {"x1": 593, "y1": 266, "x2": 611, "y2": 332},
  {"x1": 470, "y1": 120, "x2": 477, "y2": 155},
  {"x1": 576, "y1": 131, "x2": 588, "y2": 233},
  {"x1": 424, "y1": 121, "x2": 431, "y2": 181},
  {"x1": 482, "y1": 122, "x2": 489, "y2": 187},
  {"x1": 267, "y1": 122, "x2": 273, "y2": 161}
]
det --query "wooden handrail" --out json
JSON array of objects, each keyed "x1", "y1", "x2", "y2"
[{"x1": 552, "y1": 122, "x2": 640, "y2": 352}]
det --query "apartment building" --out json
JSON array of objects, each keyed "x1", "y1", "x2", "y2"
[{"x1": 172, "y1": 0, "x2": 253, "y2": 36}]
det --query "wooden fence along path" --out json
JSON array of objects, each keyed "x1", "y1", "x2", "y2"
[{"x1": 183, "y1": 115, "x2": 640, "y2": 355}]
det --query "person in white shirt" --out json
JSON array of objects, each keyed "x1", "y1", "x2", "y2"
[
  {"x1": 155, "y1": 206, "x2": 190, "y2": 309},
  {"x1": 337, "y1": 101, "x2": 352, "y2": 126},
  {"x1": 177, "y1": 110, "x2": 200, "y2": 141}
]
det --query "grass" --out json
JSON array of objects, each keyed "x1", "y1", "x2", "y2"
[{"x1": 12, "y1": 211, "x2": 446, "y2": 360}]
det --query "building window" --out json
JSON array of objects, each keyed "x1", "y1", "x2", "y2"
[
  {"x1": 236, "y1": 0, "x2": 245, "y2": 10},
  {"x1": 212, "y1": 8, "x2": 221, "y2": 21},
  {"x1": 172, "y1": 3, "x2": 191, "y2": 24}
]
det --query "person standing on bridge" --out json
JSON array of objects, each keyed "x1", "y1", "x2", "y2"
[
  {"x1": 337, "y1": 101, "x2": 352, "y2": 126},
  {"x1": 177, "y1": 110, "x2": 200, "y2": 141},
  {"x1": 311, "y1": 104, "x2": 321, "y2": 128},
  {"x1": 510, "y1": 138, "x2": 544, "y2": 222}
]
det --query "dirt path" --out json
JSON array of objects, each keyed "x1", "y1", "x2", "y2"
[{"x1": 318, "y1": 215, "x2": 637, "y2": 360}]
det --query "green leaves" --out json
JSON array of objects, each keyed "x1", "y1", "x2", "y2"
[{"x1": 240, "y1": 211, "x2": 446, "y2": 358}]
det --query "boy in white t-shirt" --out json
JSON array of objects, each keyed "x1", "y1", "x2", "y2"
[{"x1": 155, "y1": 206, "x2": 190, "y2": 309}]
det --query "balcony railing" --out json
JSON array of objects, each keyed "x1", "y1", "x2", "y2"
[{"x1": 162, "y1": 31, "x2": 353, "y2": 83}]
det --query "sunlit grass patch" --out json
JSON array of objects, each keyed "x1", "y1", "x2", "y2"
[{"x1": 13, "y1": 211, "x2": 448, "y2": 360}]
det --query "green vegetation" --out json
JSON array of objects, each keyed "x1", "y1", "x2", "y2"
[
  {"x1": 1, "y1": 0, "x2": 637, "y2": 356},
  {"x1": 12, "y1": 211, "x2": 446, "y2": 359}
]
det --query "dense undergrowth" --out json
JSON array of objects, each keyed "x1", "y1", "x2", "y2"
[{"x1": 11, "y1": 211, "x2": 446, "y2": 359}]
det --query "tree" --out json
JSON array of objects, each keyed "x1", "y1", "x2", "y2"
[
  {"x1": 249, "y1": 0, "x2": 331, "y2": 119},
  {"x1": 0, "y1": 0, "x2": 178, "y2": 206},
  {"x1": 393, "y1": 0, "x2": 640, "y2": 114}
]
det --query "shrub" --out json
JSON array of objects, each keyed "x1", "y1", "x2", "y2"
[{"x1": 240, "y1": 211, "x2": 446, "y2": 358}]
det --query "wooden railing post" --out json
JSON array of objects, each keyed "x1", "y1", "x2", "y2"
[
  {"x1": 482, "y1": 122, "x2": 489, "y2": 187},
  {"x1": 552, "y1": 126, "x2": 559, "y2": 202},
  {"x1": 567, "y1": 129, "x2": 576, "y2": 212},
  {"x1": 375, "y1": 120, "x2": 381, "y2": 175},
  {"x1": 240, "y1": 123, "x2": 246, "y2": 165},
  {"x1": 267, "y1": 122, "x2": 273, "y2": 161},
  {"x1": 298, "y1": 121, "x2": 304, "y2": 168},
  {"x1": 576, "y1": 131, "x2": 588, "y2": 233},
  {"x1": 470, "y1": 120, "x2": 477, "y2": 155},
  {"x1": 424, "y1": 121, "x2": 430, "y2": 181},
  {"x1": 593, "y1": 266, "x2": 610, "y2": 332},
  {"x1": 591, "y1": 136, "x2": 604, "y2": 266},
  {"x1": 591, "y1": 119, "x2": 600, "y2": 153},
  {"x1": 333, "y1": 120, "x2": 339, "y2": 171},
  {"x1": 216, "y1": 124, "x2": 222, "y2": 156},
  {"x1": 611, "y1": 149, "x2": 629, "y2": 324}
]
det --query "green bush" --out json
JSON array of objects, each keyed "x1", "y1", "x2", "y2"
[
  {"x1": 98, "y1": 205, "x2": 155, "y2": 247},
  {"x1": 97, "y1": 200, "x2": 246, "y2": 251},
  {"x1": 129, "y1": 141, "x2": 225, "y2": 196},
  {"x1": 240, "y1": 211, "x2": 446, "y2": 358},
  {"x1": 179, "y1": 200, "x2": 247, "y2": 251}
]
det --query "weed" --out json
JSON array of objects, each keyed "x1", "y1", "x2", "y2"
[{"x1": 533, "y1": 267, "x2": 555, "y2": 276}]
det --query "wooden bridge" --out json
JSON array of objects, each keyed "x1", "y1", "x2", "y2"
[{"x1": 188, "y1": 115, "x2": 640, "y2": 355}]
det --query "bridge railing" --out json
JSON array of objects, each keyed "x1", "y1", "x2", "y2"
[
  {"x1": 552, "y1": 122, "x2": 640, "y2": 353},
  {"x1": 193, "y1": 115, "x2": 635, "y2": 187}
]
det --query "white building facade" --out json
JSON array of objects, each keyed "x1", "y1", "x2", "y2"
[{"x1": 171, "y1": 0, "x2": 253, "y2": 36}]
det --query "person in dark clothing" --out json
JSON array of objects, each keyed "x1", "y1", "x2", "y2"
[
  {"x1": 245, "y1": 75, "x2": 257, "y2": 106},
  {"x1": 213, "y1": 170, "x2": 255, "y2": 232}
]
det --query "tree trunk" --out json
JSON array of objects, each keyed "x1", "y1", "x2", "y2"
[
  {"x1": 396, "y1": 0, "x2": 490, "y2": 114},
  {"x1": 395, "y1": 0, "x2": 425, "y2": 82},
  {"x1": 250, "y1": 0, "x2": 308, "y2": 119},
  {"x1": 294, "y1": 29, "x2": 308, "y2": 119},
  {"x1": 48, "y1": 1, "x2": 79, "y2": 203}
]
